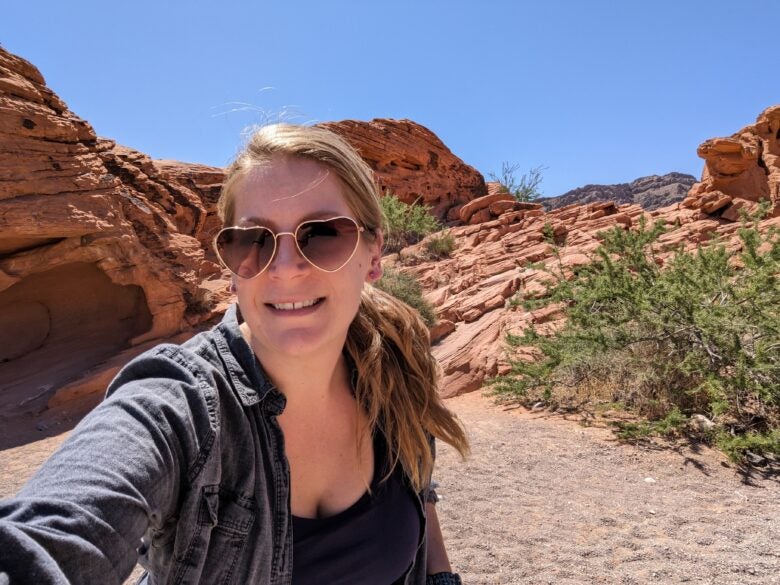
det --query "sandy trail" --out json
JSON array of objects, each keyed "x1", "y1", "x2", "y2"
[
  {"x1": 1, "y1": 391, "x2": 778, "y2": 585},
  {"x1": 436, "y1": 392, "x2": 780, "y2": 585}
]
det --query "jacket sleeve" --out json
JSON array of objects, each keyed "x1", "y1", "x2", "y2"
[{"x1": 0, "y1": 345, "x2": 219, "y2": 585}]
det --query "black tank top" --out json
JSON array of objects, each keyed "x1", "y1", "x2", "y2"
[{"x1": 291, "y1": 431, "x2": 421, "y2": 585}]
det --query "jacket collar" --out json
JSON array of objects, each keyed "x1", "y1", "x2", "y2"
[{"x1": 215, "y1": 303, "x2": 286, "y2": 414}]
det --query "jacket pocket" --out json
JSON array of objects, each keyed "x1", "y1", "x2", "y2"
[{"x1": 172, "y1": 485, "x2": 256, "y2": 585}]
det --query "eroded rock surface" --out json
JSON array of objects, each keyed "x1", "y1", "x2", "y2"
[
  {"x1": 683, "y1": 105, "x2": 780, "y2": 220},
  {"x1": 0, "y1": 48, "x2": 226, "y2": 443},
  {"x1": 387, "y1": 193, "x2": 779, "y2": 398},
  {"x1": 319, "y1": 118, "x2": 487, "y2": 222}
]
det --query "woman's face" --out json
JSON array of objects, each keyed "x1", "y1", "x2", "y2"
[{"x1": 229, "y1": 155, "x2": 382, "y2": 360}]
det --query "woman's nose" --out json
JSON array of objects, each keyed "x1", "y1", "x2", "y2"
[{"x1": 268, "y1": 232, "x2": 309, "y2": 277}]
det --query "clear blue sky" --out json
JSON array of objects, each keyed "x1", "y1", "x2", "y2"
[{"x1": 2, "y1": 0, "x2": 777, "y2": 196}]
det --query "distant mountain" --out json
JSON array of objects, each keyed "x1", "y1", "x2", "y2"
[{"x1": 538, "y1": 172, "x2": 697, "y2": 211}]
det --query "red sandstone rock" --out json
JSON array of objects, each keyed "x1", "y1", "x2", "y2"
[
  {"x1": 385, "y1": 187, "x2": 778, "y2": 398},
  {"x1": 488, "y1": 200, "x2": 516, "y2": 216},
  {"x1": 318, "y1": 119, "x2": 487, "y2": 222},
  {"x1": 0, "y1": 47, "x2": 227, "y2": 442},
  {"x1": 459, "y1": 193, "x2": 515, "y2": 223},
  {"x1": 683, "y1": 105, "x2": 780, "y2": 218}
]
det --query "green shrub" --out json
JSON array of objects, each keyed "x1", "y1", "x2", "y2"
[
  {"x1": 612, "y1": 408, "x2": 689, "y2": 442},
  {"x1": 715, "y1": 429, "x2": 780, "y2": 463},
  {"x1": 489, "y1": 162, "x2": 546, "y2": 202},
  {"x1": 424, "y1": 230, "x2": 456, "y2": 258},
  {"x1": 489, "y1": 203, "x2": 780, "y2": 464},
  {"x1": 380, "y1": 192, "x2": 441, "y2": 252},
  {"x1": 373, "y1": 267, "x2": 436, "y2": 326}
]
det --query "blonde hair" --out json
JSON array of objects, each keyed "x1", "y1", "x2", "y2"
[{"x1": 218, "y1": 123, "x2": 469, "y2": 491}]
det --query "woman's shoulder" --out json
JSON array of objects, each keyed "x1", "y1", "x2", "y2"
[
  {"x1": 105, "y1": 304, "x2": 270, "y2": 411},
  {"x1": 106, "y1": 329, "x2": 226, "y2": 398}
]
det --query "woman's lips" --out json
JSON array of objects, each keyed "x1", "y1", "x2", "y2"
[{"x1": 264, "y1": 297, "x2": 325, "y2": 316}]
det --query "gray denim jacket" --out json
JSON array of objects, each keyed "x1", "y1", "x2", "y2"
[{"x1": 0, "y1": 304, "x2": 437, "y2": 585}]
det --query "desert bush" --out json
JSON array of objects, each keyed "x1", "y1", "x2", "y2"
[
  {"x1": 490, "y1": 204, "x2": 780, "y2": 463},
  {"x1": 380, "y1": 192, "x2": 441, "y2": 252},
  {"x1": 715, "y1": 429, "x2": 780, "y2": 463},
  {"x1": 373, "y1": 267, "x2": 436, "y2": 326},
  {"x1": 424, "y1": 230, "x2": 456, "y2": 258},
  {"x1": 489, "y1": 162, "x2": 546, "y2": 202}
]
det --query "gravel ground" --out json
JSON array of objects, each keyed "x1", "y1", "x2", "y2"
[
  {"x1": 435, "y1": 392, "x2": 780, "y2": 585},
  {"x1": 1, "y1": 391, "x2": 778, "y2": 585}
]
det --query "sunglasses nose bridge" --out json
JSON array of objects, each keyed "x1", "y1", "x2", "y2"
[{"x1": 267, "y1": 231, "x2": 309, "y2": 270}]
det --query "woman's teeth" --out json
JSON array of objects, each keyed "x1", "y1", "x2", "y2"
[{"x1": 271, "y1": 298, "x2": 321, "y2": 311}]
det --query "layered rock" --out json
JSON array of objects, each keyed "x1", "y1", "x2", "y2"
[
  {"x1": 683, "y1": 105, "x2": 780, "y2": 220},
  {"x1": 0, "y1": 47, "x2": 226, "y2": 443},
  {"x1": 385, "y1": 195, "x2": 779, "y2": 397},
  {"x1": 538, "y1": 172, "x2": 696, "y2": 211},
  {"x1": 458, "y1": 186, "x2": 544, "y2": 225},
  {"x1": 318, "y1": 119, "x2": 487, "y2": 222}
]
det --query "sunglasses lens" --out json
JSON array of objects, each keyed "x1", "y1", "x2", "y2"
[
  {"x1": 215, "y1": 226, "x2": 275, "y2": 278},
  {"x1": 296, "y1": 217, "x2": 361, "y2": 271}
]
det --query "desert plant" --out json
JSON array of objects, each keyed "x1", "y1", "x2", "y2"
[
  {"x1": 425, "y1": 230, "x2": 456, "y2": 258},
  {"x1": 489, "y1": 162, "x2": 546, "y2": 202},
  {"x1": 715, "y1": 429, "x2": 780, "y2": 463},
  {"x1": 373, "y1": 267, "x2": 436, "y2": 326},
  {"x1": 489, "y1": 203, "x2": 780, "y2": 464},
  {"x1": 380, "y1": 192, "x2": 441, "y2": 252}
]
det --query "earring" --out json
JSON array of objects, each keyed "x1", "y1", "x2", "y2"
[{"x1": 229, "y1": 281, "x2": 237, "y2": 293}]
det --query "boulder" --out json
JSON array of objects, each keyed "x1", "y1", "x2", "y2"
[
  {"x1": 319, "y1": 119, "x2": 487, "y2": 221},
  {"x1": 683, "y1": 105, "x2": 780, "y2": 218}
]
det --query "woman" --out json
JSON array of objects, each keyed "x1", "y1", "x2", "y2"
[{"x1": 0, "y1": 124, "x2": 469, "y2": 584}]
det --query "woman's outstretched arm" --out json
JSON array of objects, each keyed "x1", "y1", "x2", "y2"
[{"x1": 0, "y1": 346, "x2": 216, "y2": 585}]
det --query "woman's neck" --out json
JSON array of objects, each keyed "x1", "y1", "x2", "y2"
[{"x1": 240, "y1": 322, "x2": 352, "y2": 414}]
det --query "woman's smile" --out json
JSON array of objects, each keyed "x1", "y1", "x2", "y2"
[{"x1": 265, "y1": 297, "x2": 326, "y2": 314}]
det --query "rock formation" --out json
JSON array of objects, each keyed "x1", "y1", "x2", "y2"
[
  {"x1": 318, "y1": 119, "x2": 487, "y2": 222},
  {"x1": 537, "y1": 172, "x2": 696, "y2": 211},
  {"x1": 383, "y1": 106, "x2": 780, "y2": 396},
  {"x1": 385, "y1": 195, "x2": 779, "y2": 397},
  {"x1": 457, "y1": 187, "x2": 543, "y2": 226},
  {"x1": 0, "y1": 48, "x2": 227, "y2": 445},
  {"x1": 683, "y1": 105, "x2": 780, "y2": 220}
]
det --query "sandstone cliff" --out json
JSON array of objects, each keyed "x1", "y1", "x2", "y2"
[
  {"x1": 319, "y1": 119, "x2": 487, "y2": 222},
  {"x1": 537, "y1": 172, "x2": 696, "y2": 211},
  {"x1": 0, "y1": 48, "x2": 227, "y2": 444},
  {"x1": 382, "y1": 107, "x2": 780, "y2": 396}
]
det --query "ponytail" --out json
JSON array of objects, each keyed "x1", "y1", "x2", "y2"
[{"x1": 345, "y1": 286, "x2": 469, "y2": 492}]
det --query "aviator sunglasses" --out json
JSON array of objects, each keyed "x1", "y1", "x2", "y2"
[{"x1": 214, "y1": 216, "x2": 366, "y2": 279}]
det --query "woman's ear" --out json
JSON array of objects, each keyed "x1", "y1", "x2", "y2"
[
  {"x1": 367, "y1": 230, "x2": 384, "y2": 283},
  {"x1": 368, "y1": 261, "x2": 383, "y2": 283}
]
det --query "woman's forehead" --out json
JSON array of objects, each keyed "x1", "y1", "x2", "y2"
[{"x1": 233, "y1": 157, "x2": 352, "y2": 224}]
